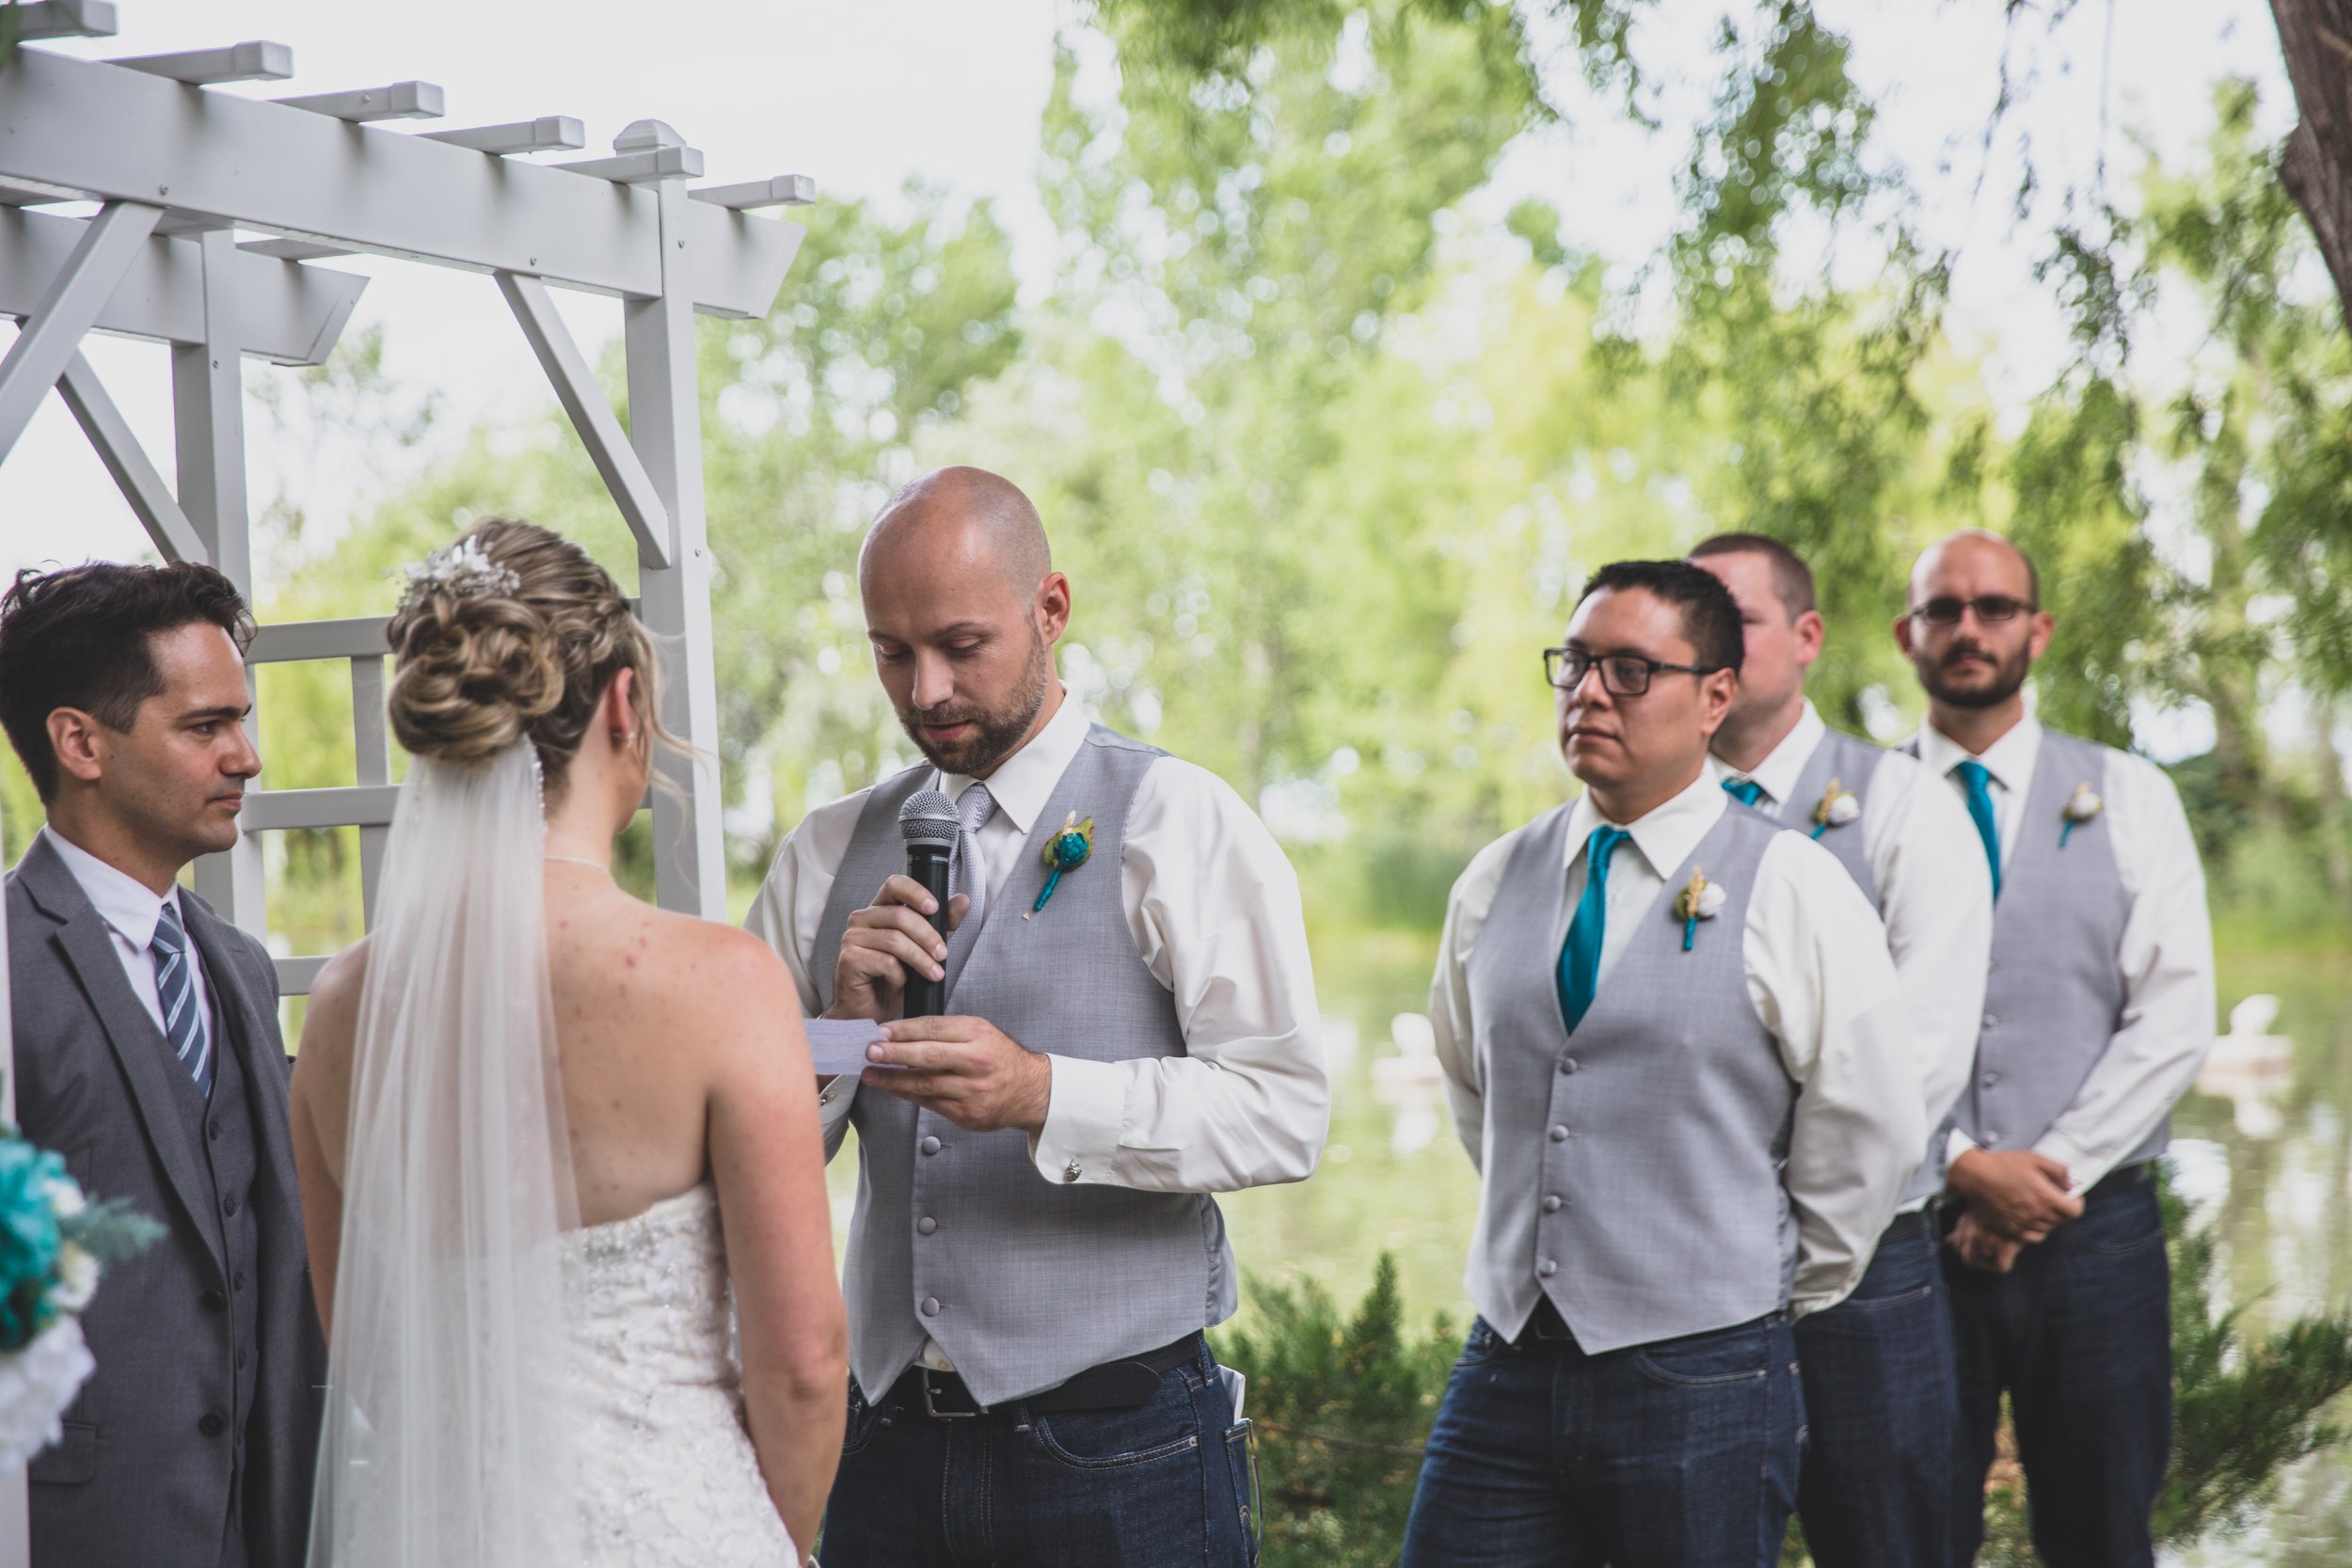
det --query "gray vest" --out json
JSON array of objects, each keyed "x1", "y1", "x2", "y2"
[
  {"x1": 182, "y1": 991, "x2": 263, "y2": 1566},
  {"x1": 1922, "y1": 731, "x2": 2149, "y2": 1165},
  {"x1": 1777, "y1": 727, "x2": 1883, "y2": 911},
  {"x1": 1778, "y1": 729, "x2": 1957, "y2": 1208},
  {"x1": 1463, "y1": 802, "x2": 1795, "y2": 1354},
  {"x1": 811, "y1": 726, "x2": 1234, "y2": 1406}
]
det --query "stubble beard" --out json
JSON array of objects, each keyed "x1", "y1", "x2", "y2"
[
  {"x1": 1919, "y1": 639, "x2": 2031, "y2": 711},
  {"x1": 898, "y1": 631, "x2": 1053, "y2": 778}
]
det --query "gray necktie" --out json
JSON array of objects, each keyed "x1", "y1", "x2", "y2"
[{"x1": 944, "y1": 783, "x2": 996, "y2": 995}]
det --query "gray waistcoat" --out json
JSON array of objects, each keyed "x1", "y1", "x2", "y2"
[
  {"x1": 1931, "y1": 731, "x2": 2147, "y2": 1164},
  {"x1": 811, "y1": 726, "x2": 1234, "y2": 1406},
  {"x1": 176, "y1": 991, "x2": 264, "y2": 1565},
  {"x1": 1463, "y1": 802, "x2": 1794, "y2": 1354},
  {"x1": 1777, "y1": 727, "x2": 1883, "y2": 911}
]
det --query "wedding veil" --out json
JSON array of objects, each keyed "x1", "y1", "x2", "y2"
[{"x1": 308, "y1": 740, "x2": 585, "y2": 1566}]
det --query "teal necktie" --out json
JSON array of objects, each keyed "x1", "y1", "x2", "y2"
[
  {"x1": 1557, "y1": 826, "x2": 1630, "y2": 1035},
  {"x1": 1955, "y1": 759, "x2": 2002, "y2": 901},
  {"x1": 1722, "y1": 777, "x2": 1766, "y2": 809}
]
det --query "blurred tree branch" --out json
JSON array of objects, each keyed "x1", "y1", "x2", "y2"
[{"x1": 2270, "y1": 0, "x2": 2352, "y2": 328}]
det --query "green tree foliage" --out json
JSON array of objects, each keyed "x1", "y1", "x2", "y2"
[{"x1": 1210, "y1": 1254, "x2": 1458, "y2": 1567}]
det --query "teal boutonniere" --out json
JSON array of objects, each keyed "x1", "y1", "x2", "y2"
[{"x1": 1025, "y1": 812, "x2": 1095, "y2": 918}]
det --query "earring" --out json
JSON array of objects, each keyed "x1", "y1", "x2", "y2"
[{"x1": 613, "y1": 729, "x2": 635, "y2": 746}]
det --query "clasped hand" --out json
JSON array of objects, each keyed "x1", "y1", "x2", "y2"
[
  {"x1": 826, "y1": 873, "x2": 1053, "y2": 1136},
  {"x1": 1945, "y1": 1148, "x2": 2084, "y2": 1275}
]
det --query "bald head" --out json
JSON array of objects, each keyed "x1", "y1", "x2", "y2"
[
  {"x1": 1908, "y1": 529, "x2": 2038, "y2": 610},
  {"x1": 861, "y1": 466, "x2": 1051, "y2": 597}
]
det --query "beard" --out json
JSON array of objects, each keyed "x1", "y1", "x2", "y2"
[
  {"x1": 895, "y1": 631, "x2": 1053, "y2": 778},
  {"x1": 1917, "y1": 637, "x2": 2031, "y2": 710}
]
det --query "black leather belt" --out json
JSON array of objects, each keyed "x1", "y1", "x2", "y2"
[
  {"x1": 889, "y1": 1333, "x2": 1202, "y2": 1418},
  {"x1": 2085, "y1": 1162, "x2": 2153, "y2": 1202},
  {"x1": 1881, "y1": 1207, "x2": 1938, "y2": 1245}
]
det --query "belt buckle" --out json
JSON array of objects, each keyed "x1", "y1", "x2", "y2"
[{"x1": 920, "y1": 1368, "x2": 985, "y2": 1419}]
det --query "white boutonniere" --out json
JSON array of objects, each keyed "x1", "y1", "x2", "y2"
[
  {"x1": 1811, "y1": 777, "x2": 1860, "y2": 840},
  {"x1": 2060, "y1": 783, "x2": 2103, "y2": 847},
  {"x1": 1674, "y1": 867, "x2": 1726, "y2": 952}
]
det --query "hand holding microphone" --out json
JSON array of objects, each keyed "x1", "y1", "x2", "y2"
[{"x1": 827, "y1": 791, "x2": 966, "y2": 1022}]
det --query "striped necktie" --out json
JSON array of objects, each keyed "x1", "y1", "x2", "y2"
[
  {"x1": 151, "y1": 899, "x2": 215, "y2": 1098},
  {"x1": 1954, "y1": 759, "x2": 2003, "y2": 901},
  {"x1": 1722, "y1": 777, "x2": 1766, "y2": 809},
  {"x1": 1556, "y1": 826, "x2": 1630, "y2": 1035}
]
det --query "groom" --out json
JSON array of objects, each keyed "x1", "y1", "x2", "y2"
[
  {"x1": 749, "y1": 466, "x2": 1328, "y2": 1566},
  {"x1": 0, "y1": 562, "x2": 325, "y2": 1568}
]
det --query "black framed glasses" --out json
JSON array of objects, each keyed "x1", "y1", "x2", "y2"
[
  {"x1": 1544, "y1": 646, "x2": 1723, "y2": 697},
  {"x1": 1907, "y1": 594, "x2": 2037, "y2": 627}
]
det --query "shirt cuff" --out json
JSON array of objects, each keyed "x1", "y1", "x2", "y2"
[
  {"x1": 2032, "y1": 1132, "x2": 2109, "y2": 1196},
  {"x1": 1944, "y1": 1127, "x2": 1979, "y2": 1170},
  {"x1": 1028, "y1": 1054, "x2": 1126, "y2": 1186}
]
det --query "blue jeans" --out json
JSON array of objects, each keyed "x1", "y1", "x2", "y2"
[
  {"x1": 1399, "y1": 1308, "x2": 1804, "y2": 1568},
  {"x1": 819, "y1": 1337, "x2": 1257, "y2": 1568},
  {"x1": 1943, "y1": 1170, "x2": 2172, "y2": 1568},
  {"x1": 1793, "y1": 1212, "x2": 1958, "y2": 1568}
]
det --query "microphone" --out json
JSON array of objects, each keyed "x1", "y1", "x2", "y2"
[{"x1": 897, "y1": 790, "x2": 958, "y2": 1018}]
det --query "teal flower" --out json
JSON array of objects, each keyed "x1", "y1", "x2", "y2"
[
  {"x1": 0, "y1": 1143, "x2": 65, "y2": 1353},
  {"x1": 1028, "y1": 812, "x2": 1096, "y2": 917}
]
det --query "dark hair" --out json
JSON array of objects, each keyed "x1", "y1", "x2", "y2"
[
  {"x1": 1574, "y1": 560, "x2": 1744, "y2": 674},
  {"x1": 1689, "y1": 531, "x2": 1817, "y2": 618},
  {"x1": 0, "y1": 562, "x2": 255, "y2": 801}
]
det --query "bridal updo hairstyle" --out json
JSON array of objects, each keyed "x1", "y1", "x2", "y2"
[{"x1": 386, "y1": 518, "x2": 661, "y2": 799}]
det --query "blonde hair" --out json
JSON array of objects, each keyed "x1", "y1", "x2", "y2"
[{"x1": 386, "y1": 518, "x2": 664, "y2": 800}]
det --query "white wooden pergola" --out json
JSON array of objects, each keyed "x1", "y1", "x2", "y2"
[{"x1": 0, "y1": 1, "x2": 813, "y2": 1544}]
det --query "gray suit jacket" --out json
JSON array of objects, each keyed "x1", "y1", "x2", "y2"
[{"x1": 8, "y1": 835, "x2": 325, "y2": 1567}]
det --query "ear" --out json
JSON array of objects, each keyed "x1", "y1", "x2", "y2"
[
  {"x1": 1792, "y1": 610, "x2": 1825, "y2": 667},
  {"x1": 1695, "y1": 667, "x2": 1739, "y2": 737},
  {"x1": 1892, "y1": 612, "x2": 1916, "y2": 659},
  {"x1": 602, "y1": 667, "x2": 639, "y2": 739},
  {"x1": 1035, "y1": 571, "x2": 1073, "y2": 647},
  {"x1": 2026, "y1": 609, "x2": 2055, "y2": 661},
  {"x1": 45, "y1": 707, "x2": 106, "y2": 786}
]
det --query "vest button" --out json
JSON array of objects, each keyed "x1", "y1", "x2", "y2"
[
  {"x1": 1541, "y1": 1196, "x2": 1563, "y2": 1213},
  {"x1": 222, "y1": 1195, "x2": 238, "y2": 1216},
  {"x1": 200, "y1": 1290, "x2": 225, "y2": 1311},
  {"x1": 1558, "y1": 1058, "x2": 1578, "y2": 1075},
  {"x1": 208, "y1": 1120, "x2": 222, "y2": 1142},
  {"x1": 917, "y1": 1217, "x2": 938, "y2": 1236},
  {"x1": 1537, "y1": 1259, "x2": 1558, "y2": 1278},
  {"x1": 1982, "y1": 1071, "x2": 2000, "y2": 1089},
  {"x1": 1982, "y1": 1014, "x2": 2000, "y2": 1030},
  {"x1": 920, "y1": 1135, "x2": 942, "y2": 1156},
  {"x1": 198, "y1": 1413, "x2": 227, "y2": 1437},
  {"x1": 1548, "y1": 1125, "x2": 1568, "y2": 1143},
  {"x1": 920, "y1": 1297, "x2": 942, "y2": 1318},
  {"x1": 1983, "y1": 1132, "x2": 2002, "y2": 1147},
  {"x1": 233, "y1": 1271, "x2": 246, "y2": 1291}
]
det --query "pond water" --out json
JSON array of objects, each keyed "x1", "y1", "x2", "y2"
[{"x1": 826, "y1": 937, "x2": 2352, "y2": 1560}]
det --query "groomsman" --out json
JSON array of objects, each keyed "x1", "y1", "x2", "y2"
[
  {"x1": 1404, "y1": 560, "x2": 1922, "y2": 1568},
  {"x1": 747, "y1": 467, "x2": 1327, "y2": 1568},
  {"x1": 1897, "y1": 530, "x2": 2214, "y2": 1568},
  {"x1": 1691, "y1": 534, "x2": 1993, "y2": 1568}
]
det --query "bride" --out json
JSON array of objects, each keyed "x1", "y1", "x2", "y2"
[{"x1": 288, "y1": 518, "x2": 845, "y2": 1565}]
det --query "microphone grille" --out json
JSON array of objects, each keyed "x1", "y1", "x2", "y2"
[{"x1": 898, "y1": 789, "x2": 960, "y2": 845}]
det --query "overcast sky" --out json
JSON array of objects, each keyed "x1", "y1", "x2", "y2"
[{"x1": 3, "y1": 0, "x2": 2296, "y2": 586}]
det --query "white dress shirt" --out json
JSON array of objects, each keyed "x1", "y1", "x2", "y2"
[
  {"x1": 40, "y1": 825, "x2": 214, "y2": 1039},
  {"x1": 1429, "y1": 768, "x2": 1923, "y2": 1317},
  {"x1": 747, "y1": 690, "x2": 1330, "y2": 1195},
  {"x1": 1915, "y1": 716, "x2": 2216, "y2": 1192},
  {"x1": 1713, "y1": 701, "x2": 1994, "y2": 1211}
]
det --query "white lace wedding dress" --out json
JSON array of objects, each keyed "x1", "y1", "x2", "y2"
[{"x1": 564, "y1": 1182, "x2": 801, "y2": 1566}]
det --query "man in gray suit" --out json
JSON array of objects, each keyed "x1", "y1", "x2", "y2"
[
  {"x1": 747, "y1": 467, "x2": 1328, "y2": 1567},
  {"x1": 0, "y1": 562, "x2": 325, "y2": 1568}
]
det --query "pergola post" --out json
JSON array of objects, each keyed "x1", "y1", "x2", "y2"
[
  {"x1": 175, "y1": 229, "x2": 267, "y2": 935},
  {"x1": 625, "y1": 125, "x2": 727, "y2": 919}
]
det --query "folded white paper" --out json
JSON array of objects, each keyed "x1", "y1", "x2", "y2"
[{"x1": 804, "y1": 1017, "x2": 890, "y2": 1076}]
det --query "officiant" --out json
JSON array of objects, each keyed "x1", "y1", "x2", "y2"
[{"x1": 746, "y1": 465, "x2": 1329, "y2": 1568}]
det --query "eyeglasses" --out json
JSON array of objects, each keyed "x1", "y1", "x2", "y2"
[
  {"x1": 1907, "y1": 595, "x2": 2037, "y2": 627},
  {"x1": 1544, "y1": 646, "x2": 1724, "y2": 697}
]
